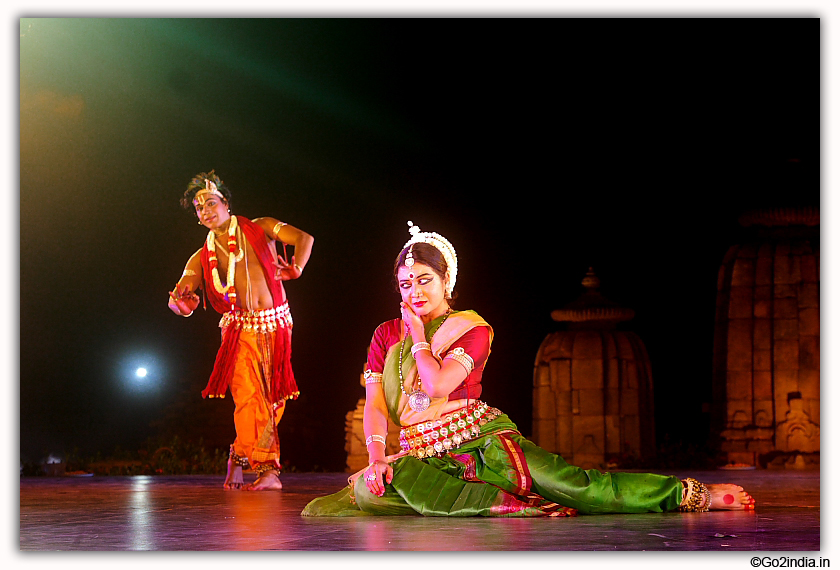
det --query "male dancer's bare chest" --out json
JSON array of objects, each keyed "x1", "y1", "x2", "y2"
[{"x1": 212, "y1": 237, "x2": 274, "y2": 309}]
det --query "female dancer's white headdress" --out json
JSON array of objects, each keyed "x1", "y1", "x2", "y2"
[{"x1": 403, "y1": 221, "x2": 458, "y2": 297}]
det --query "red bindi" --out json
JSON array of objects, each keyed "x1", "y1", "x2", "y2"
[{"x1": 723, "y1": 494, "x2": 735, "y2": 505}]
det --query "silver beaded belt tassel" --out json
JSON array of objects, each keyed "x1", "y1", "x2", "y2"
[{"x1": 399, "y1": 401, "x2": 502, "y2": 459}]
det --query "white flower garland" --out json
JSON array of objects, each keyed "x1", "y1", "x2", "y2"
[{"x1": 205, "y1": 214, "x2": 243, "y2": 297}]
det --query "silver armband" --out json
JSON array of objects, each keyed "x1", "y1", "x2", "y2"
[
  {"x1": 363, "y1": 370, "x2": 383, "y2": 384},
  {"x1": 444, "y1": 347, "x2": 474, "y2": 374}
]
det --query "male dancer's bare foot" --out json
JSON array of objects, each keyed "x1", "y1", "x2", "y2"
[
  {"x1": 223, "y1": 459, "x2": 245, "y2": 490},
  {"x1": 706, "y1": 483, "x2": 755, "y2": 511},
  {"x1": 245, "y1": 469, "x2": 283, "y2": 491}
]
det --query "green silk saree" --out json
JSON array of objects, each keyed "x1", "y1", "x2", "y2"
[{"x1": 302, "y1": 311, "x2": 683, "y2": 517}]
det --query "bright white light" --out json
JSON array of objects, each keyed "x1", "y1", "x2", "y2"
[{"x1": 119, "y1": 351, "x2": 163, "y2": 394}]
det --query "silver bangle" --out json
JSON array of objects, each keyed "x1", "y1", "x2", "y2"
[
  {"x1": 365, "y1": 434, "x2": 386, "y2": 447},
  {"x1": 411, "y1": 342, "x2": 431, "y2": 357},
  {"x1": 181, "y1": 310, "x2": 194, "y2": 317}
]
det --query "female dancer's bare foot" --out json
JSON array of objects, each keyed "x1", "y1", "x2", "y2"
[
  {"x1": 245, "y1": 469, "x2": 283, "y2": 491},
  {"x1": 223, "y1": 459, "x2": 245, "y2": 490},
  {"x1": 707, "y1": 483, "x2": 755, "y2": 511}
]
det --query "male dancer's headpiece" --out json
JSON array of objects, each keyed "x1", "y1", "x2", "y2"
[
  {"x1": 181, "y1": 170, "x2": 232, "y2": 214},
  {"x1": 402, "y1": 221, "x2": 458, "y2": 297},
  {"x1": 193, "y1": 179, "x2": 225, "y2": 205},
  {"x1": 192, "y1": 172, "x2": 225, "y2": 205}
]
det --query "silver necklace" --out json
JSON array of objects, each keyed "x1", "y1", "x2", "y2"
[{"x1": 398, "y1": 310, "x2": 451, "y2": 412}]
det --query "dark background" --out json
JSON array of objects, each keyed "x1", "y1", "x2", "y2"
[{"x1": 19, "y1": 18, "x2": 818, "y2": 471}]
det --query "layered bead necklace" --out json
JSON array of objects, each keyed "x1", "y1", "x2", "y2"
[
  {"x1": 205, "y1": 214, "x2": 244, "y2": 310},
  {"x1": 399, "y1": 310, "x2": 452, "y2": 413}
]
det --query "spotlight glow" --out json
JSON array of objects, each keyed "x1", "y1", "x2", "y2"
[{"x1": 119, "y1": 350, "x2": 164, "y2": 394}]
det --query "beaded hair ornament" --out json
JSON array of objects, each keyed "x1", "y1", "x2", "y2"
[{"x1": 402, "y1": 221, "x2": 458, "y2": 297}]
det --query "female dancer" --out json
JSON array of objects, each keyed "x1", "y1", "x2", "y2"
[{"x1": 302, "y1": 222, "x2": 754, "y2": 517}]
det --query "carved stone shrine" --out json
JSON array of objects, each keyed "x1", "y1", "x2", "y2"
[
  {"x1": 532, "y1": 268, "x2": 656, "y2": 470},
  {"x1": 712, "y1": 207, "x2": 819, "y2": 469}
]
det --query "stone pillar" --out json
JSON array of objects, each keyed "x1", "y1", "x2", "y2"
[
  {"x1": 533, "y1": 269, "x2": 655, "y2": 470},
  {"x1": 345, "y1": 367, "x2": 402, "y2": 473},
  {"x1": 712, "y1": 207, "x2": 819, "y2": 468}
]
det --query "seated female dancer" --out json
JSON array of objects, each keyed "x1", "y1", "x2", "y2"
[{"x1": 302, "y1": 222, "x2": 755, "y2": 517}]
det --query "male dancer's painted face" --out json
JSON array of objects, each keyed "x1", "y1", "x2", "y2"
[{"x1": 193, "y1": 193, "x2": 230, "y2": 231}]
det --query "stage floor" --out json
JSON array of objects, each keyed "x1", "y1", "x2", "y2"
[{"x1": 20, "y1": 469, "x2": 819, "y2": 551}]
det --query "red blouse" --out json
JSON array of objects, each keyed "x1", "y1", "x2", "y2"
[{"x1": 365, "y1": 318, "x2": 491, "y2": 401}]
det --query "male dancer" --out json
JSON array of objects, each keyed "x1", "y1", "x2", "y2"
[{"x1": 168, "y1": 170, "x2": 314, "y2": 490}]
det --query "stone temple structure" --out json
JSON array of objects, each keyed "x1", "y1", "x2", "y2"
[
  {"x1": 712, "y1": 207, "x2": 820, "y2": 469},
  {"x1": 532, "y1": 269, "x2": 656, "y2": 470}
]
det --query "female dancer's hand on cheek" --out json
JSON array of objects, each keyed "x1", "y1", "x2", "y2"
[{"x1": 400, "y1": 302, "x2": 425, "y2": 340}]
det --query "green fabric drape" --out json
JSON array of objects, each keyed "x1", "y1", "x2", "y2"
[{"x1": 301, "y1": 413, "x2": 683, "y2": 517}]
